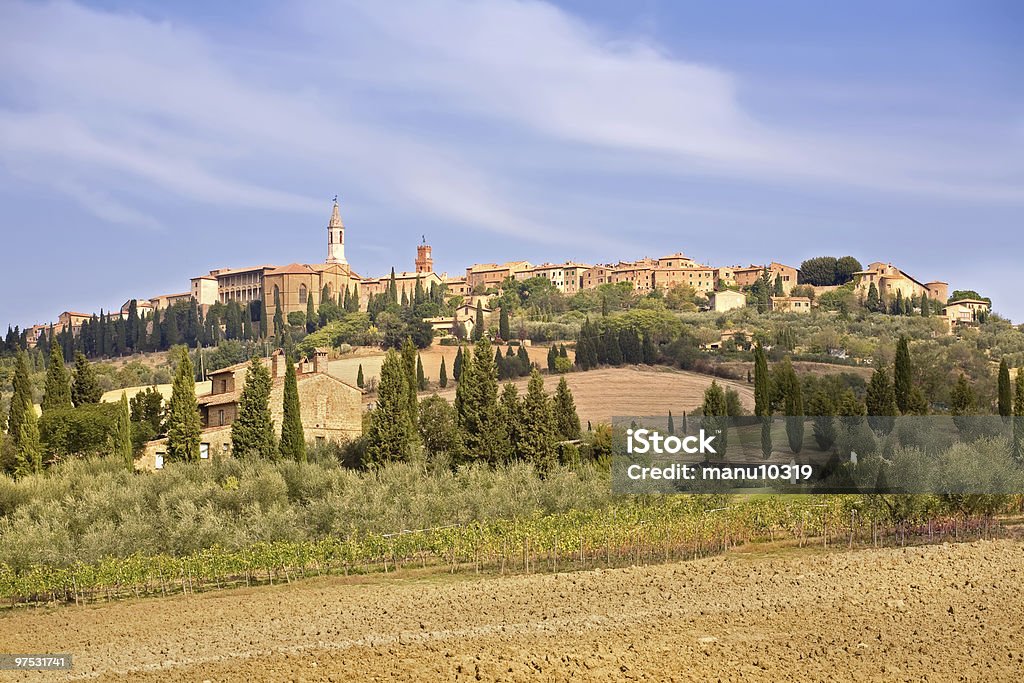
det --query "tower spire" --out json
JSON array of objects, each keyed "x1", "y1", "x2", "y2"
[{"x1": 326, "y1": 197, "x2": 347, "y2": 265}]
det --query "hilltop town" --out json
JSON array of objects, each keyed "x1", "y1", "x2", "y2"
[{"x1": 12, "y1": 199, "x2": 992, "y2": 346}]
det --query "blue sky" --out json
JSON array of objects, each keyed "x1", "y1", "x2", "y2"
[{"x1": 0, "y1": 0, "x2": 1021, "y2": 326}]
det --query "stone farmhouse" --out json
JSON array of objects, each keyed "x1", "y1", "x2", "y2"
[{"x1": 137, "y1": 349, "x2": 363, "y2": 471}]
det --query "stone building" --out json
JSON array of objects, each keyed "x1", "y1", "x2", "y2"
[
  {"x1": 465, "y1": 261, "x2": 533, "y2": 292},
  {"x1": 720, "y1": 263, "x2": 799, "y2": 295},
  {"x1": 709, "y1": 289, "x2": 747, "y2": 312},
  {"x1": 517, "y1": 262, "x2": 592, "y2": 294},
  {"x1": 770, "y1": 296, "x2": 812, "y2": 313},
  {"x1": 852, "y1": 262, "x2": 947, "y2": 305},
  {"x1": 138, "y1": 349, "x2": 363, "y2": 470}
]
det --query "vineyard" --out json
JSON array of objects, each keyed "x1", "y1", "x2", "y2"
[{"x1": 1, "y1": 493, "x2": 1014, "y2": 608}]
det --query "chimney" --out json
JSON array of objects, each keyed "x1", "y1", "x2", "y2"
[
  {"x1": 313, "y1": 348, "x2": 328, "y2": 374},
  {"x1": 271, "y1": 350, "x2": 287, "y2": 379}
]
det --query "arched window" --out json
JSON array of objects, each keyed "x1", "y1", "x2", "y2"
[
  {"x1": 272, "y1": 285, "x2": 280, "y2": 305},
  {"x1": 299, "y1": 284, "x2": 308, "y2": 305}
]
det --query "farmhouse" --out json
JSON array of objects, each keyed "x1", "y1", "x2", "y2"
[
  {"x1": 770, "y1": 296, "x2": 812, "y2": 313},
  {"x1": 709, "y1": 290, "x2": 747, "y2": 312},
  {"x1": 138, "y1": 349, "x2": 363, "y2": 470}
]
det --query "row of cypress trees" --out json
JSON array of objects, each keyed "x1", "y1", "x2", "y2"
[{"x1": 366, "y1": 337, "x2": 581, "y2": 472}]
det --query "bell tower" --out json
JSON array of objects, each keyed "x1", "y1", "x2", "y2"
[
  {"x1": 326, "y1": 196, "x2": 346, "y2": 265},
  {"x1": 415, "y1": 235, "x2": 433, "y2": 274}
]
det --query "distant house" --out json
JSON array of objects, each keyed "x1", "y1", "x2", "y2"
[
  {"x1": 770, "y1": 296, "x2": 812, "y2": 313},
  {"x1": 701, "y1": 329, "x2": 754, "y2": 351},
  {"x1": 852, "y1": 262, "x2": 947, "y2": 305},
  {"x1": 138, "y1": 349, "x2": 363, "y2": 470},
  {"x1": 942, "y1": 298, "x2": 991, "y2": 328},
  {"x1": 426, "y1": 302, "x2": 494, "y2": 338},
  {"x1": 709, "y1": 289, "x2": 747, "y2": 312}
]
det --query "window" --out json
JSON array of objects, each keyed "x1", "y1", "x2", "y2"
[
  {"x1": 220, "y1": 379, "x2": 228, "y2": 393},
  {"x1": 299, "y1": 284, "x2": 308, "y2": 304},
  {"x1": 154, "y1": 452, "x2": 164, "y2": 470},
  {"x1": 200, "y1": 443, "x2": 209, "y2": 459},
  {"x1": 218, "y1": 409, "x2": 225, "y2": 426},
  {"x1": 316, "y1": 436, "x2": 326, "y2": 448}
]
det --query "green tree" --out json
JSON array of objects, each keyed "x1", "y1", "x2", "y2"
[
  {"x1": 14, "y1": 405, "x2": 43, "y2": 477},
  {"x1": 498, "y1": 306, "x2": 510, "y2": 340},
  {"x1": 798, "y1": 256, "x2": 839, "y2": 286},
  {"x1": 835, "y1": 256, "x2": 862, "y2": 284},
  {"x1": 455, "y1": 338, "x2": 505, "y2": 464},
  {"x1": 453, "y1": 346, "x2": 464, "y2": 381},
  {"x1": 114, "y1": 392, "x2": 133, "y2": 470},
  {"x1": 865, "y1": 367, "x2": 897, "y2": 434},
  {"x1": 6, "y1": 351, "x2": 32, "y2": 452},
  {"x1": 278, "y1": 355, "x2": 306, "y2": 461},
  {"x1": 753, "y1": 344, "x2": 772, "y2": 459},
  {"x1": 667, "y1": 410, "x2": 675, "y2": 434},
  {"x1": 166, "y1": 347, "x2": 202, "y2": 462},
  {"x1": 500, "y1": 382, "x2": 524, "y2": 456},
  {"x1": 1013, "y1": 368, "x2": 1024, "y2": 462},
  {"x1": 783, "y1": 365, "x2": 804, "y2": 453},
  {"x1": 894, "y1": 336, "x2": 912, "y2": 414},
  {"x1": 306, "y1": 289, "x2": 317, "y2": 333},
  {"x1": 552, "y1": 376, "x2": 581, "y2": 440},
  {"x1": 866, "y1": 282, "x2": 880, "y2": 312},
  {"x1": 472, "y1": 301, "x2": 485, "y2": 341},
  {"x1": 417, "y1": 394, "x2": 460, "y2": 463},
  {"x1": 356, "y1": 363, "x2": 365, "y2": 389},
  {"x1": 232, "y1": 356, "x2": 277, "y2": 458},
  {"x1": 366, "y1": 349, "x2": 414, "y2": 465},
  {"x1": 520, "y1": 369, "x2": 556, "y2": 473},
  {"x1": 997, "y1": 359, "x2": 1012, "y2": 418},
  {"x1": 416, "y1": 354, "x2": 427, "y2": 390},
  {"x1": 439, "y1": 356, "x2": 448, "y2": 388},
  {"x1": 42, "y1": 337, "x2": 72, "y2": 412},
  {"x1": 71, "y1": 351, "x2": 103, "y2": 407},
  {"x1": 700, "y1": 381, "x2": 728, "y2": 457},
  {"x1": 401, "y1": 337, "x2": 419, "y2": 422},
  {"x1": 773, "y1": 274, "x2": 784, "y2": 297}
]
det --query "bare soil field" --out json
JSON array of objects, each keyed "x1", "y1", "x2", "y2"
[{"x1": 2, "y1": 540, "x2": 1021, "y2": 682}]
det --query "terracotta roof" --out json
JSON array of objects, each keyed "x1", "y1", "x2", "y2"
[{"x1": 266, "y1": 263, "x2": 315, "y2": 275}]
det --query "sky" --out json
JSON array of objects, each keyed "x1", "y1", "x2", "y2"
[{"x1": 0, "y1": 0, "x2": 1021, "y2": 327}]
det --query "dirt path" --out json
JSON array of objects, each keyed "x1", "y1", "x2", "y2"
[{"x1": 2, "y1": 540, "x2": 1022, "y2": 682}]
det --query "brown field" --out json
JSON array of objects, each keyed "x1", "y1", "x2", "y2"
[
  {"x1": 2, "y1": 540, "x2": 1022, "y2": 682},
  {"x1": 432, "y1": 365, "x2": 754, "y2": 426},
  {"x1": 330, "y1": 347, "x2": 754, "y2": 425}
]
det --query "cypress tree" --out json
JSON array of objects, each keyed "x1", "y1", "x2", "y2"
[
  {"x1": 357, "y1": 363, "x2": 365, "y2": 388},
  {"x1": 14, "y1": 405, "x2": 42, "y2": 477},
  {"x1": 455, "y1": 338, "x2": 505, "y2": 464},
  {"x1": 41, "y1": 337, "x2": 72, "y2": 412},
  {"x1": 553, "y1": 376, "x2": 581, "y2": 441},
  {"x1": 667, "y1": 410, "x2": 675, "y2": 434},
  {"x1": 366, "y1": 349, "x2": 413, "y2": 465},
  {"x1": 700, "y1": 381, "x2": 728, "y2": 457},
  {"x1": 348, "y1": 283, "x2": 360, "y2": 312},
  {"x1": 547, "y1": 345, "x2": 557, "y2": 373},
  {"x1": 754, "y1": 344, "x2": 773, "y2": 459},
  {"x1": 71, "y1": 351, "x2": 102, "y2": 406},
  {"x1": 753, "y1": 344, "x2": 771, "y2": 418},
  {"x1": 520, "y1": 369, "x2": 556, "y2": 473},
  {"x1": 642, "y1": 331, "x2": 656, "y2": 364},
  {"x1": 114, "y1": 392, "x2": 133, "y2": 470},
  {"x1": 784, "y1": 367, "x2": 804, "y2": 454},
  {"x1": 866, "y1": 282, "x2": 880, "y2": 312},
  {"x1": 439, "y1": 356, "x2": 448, "y2": 388},
  {"x1": 517, "y1": 345, "x2": 530, "y2": 375},
  {"x1": 417, "y1": 354, "x2": 427, "y2": 391},
  {"x1": 388, "y1": 267, "x2": 398, "y2": 303},
  {"x1": 1013, "y1": 368, "x2": 1024, "y2": 462},
  {"x1": 894, "y1": 336, "x2": 912, "y2": 414},
  {"x1": 260, "y1": 299, "x2": 269, "y2": 338},
  {"x1": 603, "y1": 327, "x2": 622, "y2": 365},
  {"x1": 166, "y1": 347, "x2": 201, "y2": 462},
  {"x1": 499, "y1": 306, "x2": 510, "y2": 341},
  {"x1": 997, "y1": 358, "x2": 1012, "y2": 418},
  {"x1": 865, "y1": 367, "x2": 898, "y2": 434},
  {"x1": 279, "y1": 355, "x2": 306, "y2": 462},
  {"x1": 774, "y1": 274, "x2": 784, "y2": 297},
  {"x1": 232, "y1": 356, "x2": 276, "y2": 458},
  {"x1": 7, "y1": 351, "x2": 32, "y2": 449},
  {"x1": 401, "y1": 337, "x2": 419, "y2": 422},
  {"x1": 473, "y1": 301, "x2": 484, "y2": 341},
  {"x1": 921, "y1": 295, "x2": 930, "y2": 317},
  {"x1": 500, "y1": 382, "x2": 523, "y2": 456},
  {"x1": 453, "y1": 346, "x2": 464, "y2": 381}
]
